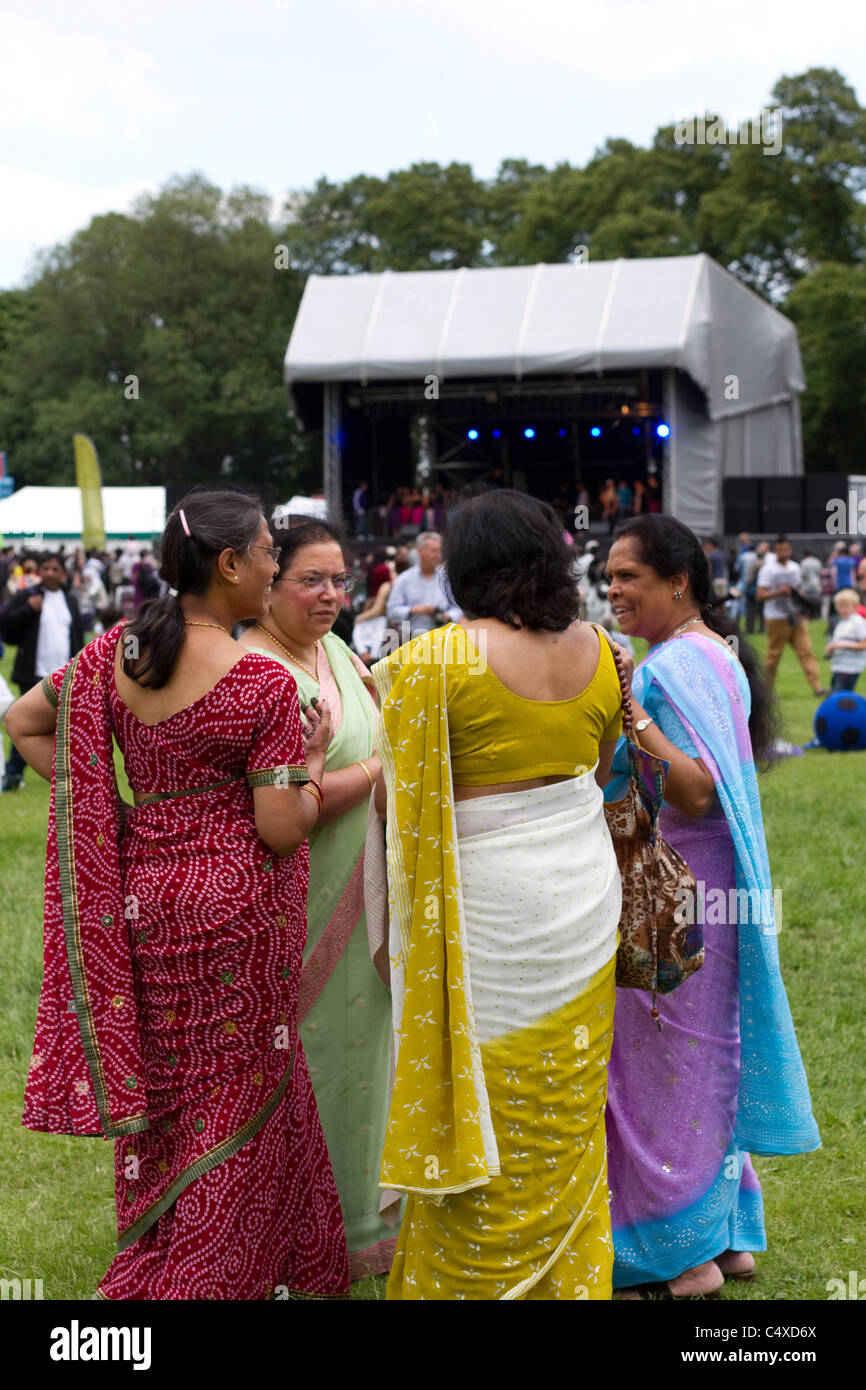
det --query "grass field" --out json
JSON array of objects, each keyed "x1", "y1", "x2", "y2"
[{"x1": 0, "y1": 625, "x2": 863, "y2": 1302}]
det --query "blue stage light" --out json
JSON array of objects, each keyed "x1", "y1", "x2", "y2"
[
  {"x1": 632, "y1": 426, "x2": 642, "y2": 436},
  {"x1": 590, "y1": 426, "x2": 602, "y2": 438},
  {"x1": 558, "y1": 428, "x2": 567, "y2": 438},
  {"x1": 466, "y1": 428, "x2": 479, "y2": 441},
  {"x1": 523, "y1": 427, "x2": 536, "y2": 439},
  {"x1": 656, "y1": 423, "x2": 671, "y2": 438},
  {"x1": 492, "y1": 429, "x2": 502, "y2": 439}
]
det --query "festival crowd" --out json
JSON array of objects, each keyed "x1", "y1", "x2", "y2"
[{"x1": 2, "y1": 485, "x2": 854, "y2": 1299}]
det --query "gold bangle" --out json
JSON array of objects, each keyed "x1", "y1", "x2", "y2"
[
  {"x1": 301, "y1": 784, "x2": 322, "y2": 811},
  {"x1": 305, "y1": 776, "x2": 324, "y2": 803},
  {"x1": 358, "y1": 760, "x2": 374, "y2": 791}
]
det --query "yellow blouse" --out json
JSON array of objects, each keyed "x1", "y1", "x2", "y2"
[{"x1": 446, "y1": 624, "x2": 623, "y2": 784}]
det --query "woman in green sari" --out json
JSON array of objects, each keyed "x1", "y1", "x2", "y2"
[{"x1": 239, "y1": 521, "x2": 395, "y2": 1278}]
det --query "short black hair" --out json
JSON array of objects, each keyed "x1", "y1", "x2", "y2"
[
  {"x1": 443, "y1": 489, "x2": 579, "y2": 631},
  {"x1": 275, "y1": 519, "x2": 345, "y2": 575}
]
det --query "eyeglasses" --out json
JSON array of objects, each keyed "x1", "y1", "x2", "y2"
[
  {"x1": 249, "y1": 545, "x2": 282, "y2": 563},
  {"x1": 279, "y1": 573, "x2": 355, "y2": 595}
]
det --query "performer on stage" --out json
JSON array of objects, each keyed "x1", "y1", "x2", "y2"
[
  {"x1": 372, "y1": 489, "x2": 623, "y2": 1299},
  {"x1": 240, "y1": 520, "x2": 395, "y2": 1279},
  {"x1": 603, "y1": 514, "x2": 820, "y2": 1298},
  {"x1": 6, "y1": 491, "x2": 349, "y2": 1300}
]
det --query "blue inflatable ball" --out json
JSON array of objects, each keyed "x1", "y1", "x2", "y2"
[{"x1": 813, "y1": 692, "x2": 866, "y2": 751}]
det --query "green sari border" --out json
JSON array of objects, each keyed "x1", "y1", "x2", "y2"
[
  {"x1": 115, "y1": 1042, "x2": 298, "y2": 1254},
  {"x1": 247, "y1": 764, "x2": 309, "y2": 788},
  {"x1": 135, "y1": 765, "x2": 309, "y2": 805},
  {"x1": 55, "y1": 656, "x2": 148, "y2": 1139},
  {"x1": 135, "y1": 775, "x2": 246, "y2": 806},
  {"x1": 41, "y1": 673, "x2": 59, "y2": 709}
]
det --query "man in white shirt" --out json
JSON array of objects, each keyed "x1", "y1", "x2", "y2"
[
  {"x1": 0, "y1": 554, "x2": 84, "y2": 788},
  {"x1": 385, "y1": 532, "x2": 462, "y2": 642},
  {"x1": 756, "y1": 536, "x2": 826, "y2": 695}
]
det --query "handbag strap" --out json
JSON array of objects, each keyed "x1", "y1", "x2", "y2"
[{"x1": 591, "y1": 623, "x2": 637, "y2": 744}]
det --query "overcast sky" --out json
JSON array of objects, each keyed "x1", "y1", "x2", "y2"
[{"x1": 2, "y1": 0, "x2": 865, "y2": 289}]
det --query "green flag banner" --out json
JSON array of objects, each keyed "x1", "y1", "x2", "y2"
[{"x1": 74, "y1": 433, "x2": 106, "y2": 549}]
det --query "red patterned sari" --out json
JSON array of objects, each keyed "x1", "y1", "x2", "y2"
[{"x1": 25, "y1": 627, "x2": 349, "y2": 1300}]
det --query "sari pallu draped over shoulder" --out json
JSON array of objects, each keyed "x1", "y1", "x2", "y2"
[
  {"x1": 372, "y1": 625, "x2": 500, "y2": 1198},
  {"x1": 24, "y1": 630, "x2": 352, "y2": 1298},
  {"x1": 24, "y1": 627, "x2": 148, "y2": 1138},
  {"x1": 247, "y1": 631, "x2": 396, "y2": 1279},
  {"x1": 614, "y1": 634, "x2": 820, "y2": 1156}
]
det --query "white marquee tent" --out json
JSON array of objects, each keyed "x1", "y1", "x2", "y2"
[
  {"x1": 0, "y1": 487, "x2": 166, "y2": 545},
  {"x1": 284, "y1": 255, "x2": 805, "y2": 533}
]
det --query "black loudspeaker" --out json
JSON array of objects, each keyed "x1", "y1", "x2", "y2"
[
  {"x1": 760, "y1": 477, "x2": 804, "y2": 534},
  {"x1": 803, "y1": 474, "x2": 848, "y2": 532},
  {"x1": 723, "y1": 477, "x2": 761, "y2": 535}
]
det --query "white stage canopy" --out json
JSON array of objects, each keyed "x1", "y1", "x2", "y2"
[
  {"x1": 284, "y1": 256, "x2": 805, "y2": 534},
  {"x1": 0, "y1": 486, "x2": 166, "y2": 544}
]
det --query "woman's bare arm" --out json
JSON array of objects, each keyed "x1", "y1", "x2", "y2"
[
  {"x1": 608, "y1": 646, "x2": 715, "y2": 819},
  {"x1": 594, "y1": 740, "x2": 617, "y2": 789},
  {"x1": 5, "y1": 682, "x2": 57, "y2": 782},
  {"x1": 626, "y1": 697, "x2": 716, "y2": 818},
  {"x1": 317, "y1": 754, "x2": 382, "y2": 826},
  {"x1": 358, "y1": 583, "x2": 391, "y2": 620}
]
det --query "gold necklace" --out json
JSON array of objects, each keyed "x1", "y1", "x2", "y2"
[
  {"x1": 662, "y1": 615, "x2": 702, "y2": 643},
  {"x1": 184, "y1": 620, "x2": 231, "y2": 635},
  {"x1": 256, "y1": 624, "x2": 319, "y2": 682}
]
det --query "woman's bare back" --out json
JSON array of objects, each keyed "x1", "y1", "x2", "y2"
[
  {"x1": 458, "y1": 616, "x2": 602, "y2": 702},
  {"x1": 113, "y1": 630, "x2": 247, "y2": 729}
]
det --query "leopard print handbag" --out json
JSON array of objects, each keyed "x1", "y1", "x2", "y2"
[{"x1": 596, "y1": 628, "x2": 704, "y2": 1027}]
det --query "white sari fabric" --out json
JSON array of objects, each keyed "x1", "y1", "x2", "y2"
[
  {"x1": 455, "y1": 775, "x2": 619, "y2": 1045},
  {"x1": 387, "y1": 771, "x2": 621, "y2": 1300}
]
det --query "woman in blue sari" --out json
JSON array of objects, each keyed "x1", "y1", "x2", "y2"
[{"x1": 603, "y1": 515, "x2": 820, "y2": 1298}]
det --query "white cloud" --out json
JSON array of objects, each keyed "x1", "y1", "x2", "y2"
[
  {"x1": 361, "y1": 0, "x2": 866, "y2": 89},
  {"x1": 0, "y1": 11, "x2": 178, "y2": 139},
  {"x1": 0, "y1": 166, "x2": 155, "y2": 287}
]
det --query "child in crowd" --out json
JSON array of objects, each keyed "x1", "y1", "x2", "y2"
[{"x1": 825, "y1": 589, "x2": 866, "y2": 692}]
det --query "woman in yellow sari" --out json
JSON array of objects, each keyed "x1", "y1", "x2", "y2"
[{"x1": 372, "y1": 490, "x2": 623, "y2": 1300}]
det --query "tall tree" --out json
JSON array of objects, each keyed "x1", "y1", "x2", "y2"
[
  {"x1": 0, "y1": 176, "x2": 317, "y2": 496},
  {"x1": 283, "y1": 162, "x2": 489, "y2": 273},
  {"x1": 784, "y1": 263, "x2": 866, "y2": 474}
]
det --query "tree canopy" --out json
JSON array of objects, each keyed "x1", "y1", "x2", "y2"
[{"x1": 0, "y1": 67, "x2": 863, "y2": 495}]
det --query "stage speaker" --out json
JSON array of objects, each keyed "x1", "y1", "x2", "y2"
[
  {"x1": 723, "y1": 477, "x2": 761, "y2": 535},
  {"x1": 803, "y1": 473, "x2": 848, "y2": 532},
  {"x1": 760, "y1": 477, "x2": 804, "y2": 534}
]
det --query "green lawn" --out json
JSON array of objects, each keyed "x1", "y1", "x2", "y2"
[{"x1": 0, "y1": 626, "x2": 863, "y2": 1300}]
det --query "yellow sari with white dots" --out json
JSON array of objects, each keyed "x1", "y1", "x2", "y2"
[{"x1": 373, "y1": 627, "x2": 620, "y2": 1300}]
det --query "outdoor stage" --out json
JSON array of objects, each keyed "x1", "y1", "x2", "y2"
[{"x1": 284, "y1": 257, "x2": 806, "y2": 537}]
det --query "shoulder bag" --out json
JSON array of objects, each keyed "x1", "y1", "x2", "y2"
[{"x1": 595, "y1": 627, "x2": 704, "y2": 1027}]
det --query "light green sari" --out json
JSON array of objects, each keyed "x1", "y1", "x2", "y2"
[{"x1": 246, "y1": 631, "x2": 396, "y2": 1278}]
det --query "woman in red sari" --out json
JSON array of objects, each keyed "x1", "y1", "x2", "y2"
[{"x1": 6, "y1": 490, "x2": 349, "y2": 1300}]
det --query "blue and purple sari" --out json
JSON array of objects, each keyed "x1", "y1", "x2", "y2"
[{"x1": 604, "y1": 632, "x2": 820, "y2": 1286}]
